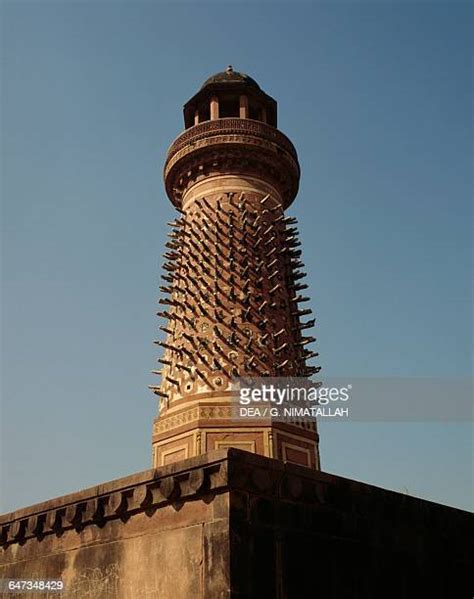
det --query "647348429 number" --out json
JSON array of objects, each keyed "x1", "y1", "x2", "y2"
[{"x1": 1, "y1": 579, "x2": 64, "y2": 594}]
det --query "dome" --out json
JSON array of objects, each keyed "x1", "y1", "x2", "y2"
[
  {"x1": 183, "y1": 65, "x2": 277, "y2": 130},
  {"x1": 201, "y1": 65, "x2": 261, "y2": 90}
]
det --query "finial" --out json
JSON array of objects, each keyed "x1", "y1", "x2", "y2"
[{"x1": 226, "y1": 65, "x2": 233, "y2": 74}]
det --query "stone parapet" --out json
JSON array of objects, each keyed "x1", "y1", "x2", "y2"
[
  {"x1": 1, "y1": 449, "x2": 472, "y2": 598},
  {"x1": 0, "y1": 450, "x2": 228, "y2": 549},
  {"x1": 163, "y1": 118, "x2": 300, "y2": 209}
]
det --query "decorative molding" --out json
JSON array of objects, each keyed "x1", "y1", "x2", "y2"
[
  {"x1": 1, "y1": 448, "x2": 466, "y2": 553},
  {"x1": 164, "y1": 118, "x2": 300, "y2": 208},
  {"x1": 166, "y1": 118, "x2": 298, "y2": 165},
  {"x1": 0, "y1": 453, "x2": 229, "y2": 549},
  {"x1": 153, "y1": 404, "x2": 317, "y2": 436}
]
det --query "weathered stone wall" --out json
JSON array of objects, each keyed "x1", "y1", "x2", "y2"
[
  {"x1": 1, "y1": 449, "x2": 472, "y2": 598},
  {"x1": 0, "y1": 452, "x2": 230, "y2": 599},
  {"x1": 227, "y1": 451, "x2": 473, "y2": 599}
]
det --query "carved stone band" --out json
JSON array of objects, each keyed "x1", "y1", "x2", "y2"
[{"x1": 164, "y1": 118, "x2": 300, "y2": 209}]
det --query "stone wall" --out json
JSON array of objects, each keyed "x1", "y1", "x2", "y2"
[
  {"x1": 1, "y1": 449, "x2": 472, "y2": 598},
  {"x1": 227, "y1": 451, "x2": 472, "y2": 599},
  {"x1": 0, "y1": 452, "x2": 230, "y2": 599}
]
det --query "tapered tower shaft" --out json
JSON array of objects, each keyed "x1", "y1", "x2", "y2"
[{"x1": 152, "y1": 67, "x2": 320, "y2": 469}]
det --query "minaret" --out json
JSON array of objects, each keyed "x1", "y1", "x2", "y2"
[{"x1": 151, "y1": 66, "x2": 320, "y2": 469}]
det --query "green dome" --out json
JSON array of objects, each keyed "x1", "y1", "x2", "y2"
[{"x1": 201, "y1": 66, "x2": 260, "y2": 90}]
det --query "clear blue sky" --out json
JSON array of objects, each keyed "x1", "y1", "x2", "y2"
[{"x1": 1, "y1": 1, "x2": 472, "y2": 512}]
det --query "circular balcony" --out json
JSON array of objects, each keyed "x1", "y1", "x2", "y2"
[{"x1": 163, "y1": 118, "x2": 300, "y2": 209}]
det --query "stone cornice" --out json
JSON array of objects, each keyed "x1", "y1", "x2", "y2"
[
  {"x1": 163, "y1": 118, "x2": 300, "y2": 209},
  {"x1": 0, "y1": 450, "x2": 229, "y2": 548},
  {"x1": 3, "y1": 448, "x2": 469, "y2": 551}
]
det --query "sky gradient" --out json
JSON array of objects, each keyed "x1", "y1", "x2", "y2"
[{"x1": 1, "y1": 1, "x2": 472, "y2": 512}]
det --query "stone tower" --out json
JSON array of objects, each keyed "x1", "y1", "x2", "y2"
[
  {"x1": 151, "y1": 67, "x2": 320, "y2": 469},
  {"x1": 2, "y1": 69, "x2": 470, "y2": 599}
]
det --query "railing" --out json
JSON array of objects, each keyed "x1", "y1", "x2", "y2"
[{"x1": 166, "y1": 118, "x2": 298, "y2": 163}]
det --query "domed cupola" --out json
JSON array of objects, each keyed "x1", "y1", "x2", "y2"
[{"x1": 183, "y1": 65, "x2": 277, "y2": 128}]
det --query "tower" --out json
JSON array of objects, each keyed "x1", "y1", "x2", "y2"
[
  {"x1": 151, "y1": 67, "x2": 321, "y2": 469},
  {"x1": 2, "y1": 69, "x2": 470, "y2": 599}
]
